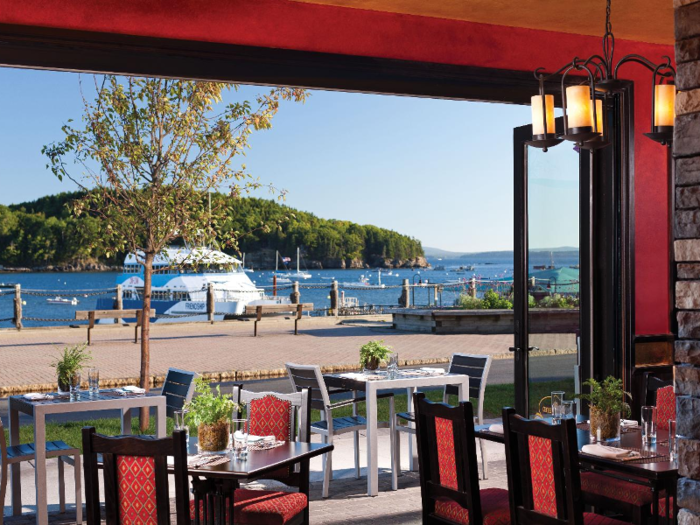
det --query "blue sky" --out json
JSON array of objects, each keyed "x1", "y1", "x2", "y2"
[{"x1": 0, "y1": 68, "x2": 579, "y2": 252}]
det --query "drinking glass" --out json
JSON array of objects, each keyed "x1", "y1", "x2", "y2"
[
  {"x1": 551, "y1": 391, "x2": 565, "y2": 423},
  {"x1": 174, "y1": 410, "x2": 190, "y2": 449},
  {"x1": 387, "y1": 354, "x2": 399, "y2": 378},
  {"x1": 88, "y1": 368, "x2": 100, "y2": 396},
  {"x1": 232, "y1": 419, "x2": 249, "y2": 459},
  {"x1": 69, "y1": 372, "x2": 81, "y2": 400},
  {"x1": 668, "y1": 419, "x2": 678, "y2": 460},
  {"x1": 562, "y1": 400, "x2": 577, "y2": 420},
  {"x1": 641, "y1": 405, "x2": 657, "y2": 444}
]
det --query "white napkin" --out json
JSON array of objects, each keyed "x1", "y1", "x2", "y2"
[
  {"x1": 488, "y1": 423, "x2": 504, "y2": 434},
  {"x1": 234, "y1": 431, "x2": 275, "y2": 443},
  {"x1": 581, "y1": 444, "x2": 638, "y2": 459},
  {"x1": 23, "y1": 393, "x2": 52, "y2": 400},
  {"x1": 621, "y1": 419, "x2": 639, "y2": 428},
  {"x1": 420, "y1": 368, "x2": 446, "y2": 375},
  {"x1": 118, "y1": 386, "x2": 146, "y2": 394},
  {"x1": 339, "y1": 373, "x2": 367, "y2": 380}
]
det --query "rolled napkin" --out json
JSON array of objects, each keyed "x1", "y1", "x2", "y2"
[
  {"x1": 621, "y1": 419, "x2": 639, "y2": 428},
  {"x1": 116, "y1": 385, "x2": 146, "y2": 395},
  {"x1": 235, "y1": 431, "x2": 275, "y2": 443},
  {"x1": 488, "y1": 423, "x2": 504, "y2": 434},
  {"x1": 581, "y1": 444, "x2": 638, "y2": 459},
  {"x1": 23, "y1": 393, "x2": 53, "y2": 401},
  {"x1": 420, "y1": 367, "x2": 446, "y2": 375}
]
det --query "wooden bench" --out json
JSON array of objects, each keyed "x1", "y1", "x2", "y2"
[
  {"x1": 244, "y1": 303, "x2": 313, "y2": 337},
  {"x1": 75, "y1": 309, "x2": 155, "y2": 345}
]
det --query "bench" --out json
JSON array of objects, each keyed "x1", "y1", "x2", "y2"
[
  {"x1": 75, "y1": 309, "x2": 155, "y2": 345},
  {"x1": 244, "y1": 303, "x2": 314, "y2": 337}
]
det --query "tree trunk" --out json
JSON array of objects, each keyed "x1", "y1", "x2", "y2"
[{"x1": 139, "y1": 253, "x2": 154, "y2": 432}]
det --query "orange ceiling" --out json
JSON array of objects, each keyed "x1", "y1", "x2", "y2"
[{"x1": 290, "y1": 0, "x2": 673, "y2": 45}]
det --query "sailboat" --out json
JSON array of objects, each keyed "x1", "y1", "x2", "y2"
[
  {"x1": 273, "y1": 248, "x2": 312, "y2": 280},
  {"x1": 242, "y1": 253, "x2": 255, "y2": 273}
]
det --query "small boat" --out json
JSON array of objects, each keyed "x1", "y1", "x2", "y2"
[{"x1": 47, "y1": 296, "x2": 79, "y2": 306}]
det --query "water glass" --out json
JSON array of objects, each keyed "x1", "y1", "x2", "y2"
[
  {"x1": 174, "y1": 410, "x2": 190, "y2": 447},
  {"x1": 551, "y1": 391, "x2": 565, "y2": 422},
  {"x1": 641, "y1": 405, "x2": 657, "y2": 444},
  {"x1": 668, "y1": 419, "x2": 678, "y2": 460},
  {"x1": 387, "y1": 354, "x2": 399, "y2": 378},
  {"x1": 69, "y1": 372, "x2": 81, "y2": 400},
  {"x1": 88, "y1": 368, "x2": 100, "y2": 396},
  {"x1": 562, "y1": 400, "x2": 577, "y2": 420},
  {"x1": 232, "y1": 419, "x2": 249, "y2": 459}
]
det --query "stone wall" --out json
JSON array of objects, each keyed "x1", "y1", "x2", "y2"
[{"x1": 675, "y1": 1, "x2": 700, "y2": 522}]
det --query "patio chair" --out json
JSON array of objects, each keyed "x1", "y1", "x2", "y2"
[
  {"x1": 395, "y1": 353, "x2": 492, "y2": 479},
  {"x1": 502, "y1": 407, "x2": 628, "y2": 525},
  {"x1": 0, "y1": 419, "x2": 82, "y2": 524},
  {"x1": 285, "y1": 362, "x2": 397, "y2": 498},
  {"x1": 654, "y1": 385, "x2": 675, "y2": 431},
  {"x1": 190, "y1": 386, "x2": 312, "y2": 525},
  {"x1": 161, "y1": 367, "x2": 197, "y2": 418},
  {"x1": 413, "y1": 392, "x2": 510, "y2": 525},
  {"x1": 82, "y1": 427, "x2": 190, "y2": 525}
]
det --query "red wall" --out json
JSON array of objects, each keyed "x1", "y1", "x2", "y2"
[{"x1": 0, "y1": 0, "x2": 673, "y2": 334}]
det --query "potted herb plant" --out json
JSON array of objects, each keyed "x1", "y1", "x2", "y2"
[
  {"x1": 576, "y1": 376, "x2": 631, "y2": 442},
  {"x1": 185, "y1": 378, "x2": 239, "y2": 453},
  {"x1": 50, "y1": 343, "x2": 91, "y2": 394},
  {"x1": 360, "y1": 340, "x2": 393, "y2": 372}
]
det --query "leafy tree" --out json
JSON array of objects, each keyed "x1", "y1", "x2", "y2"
[{"x1": 43, "y1": 76, "x2": 306, "y2": 430}]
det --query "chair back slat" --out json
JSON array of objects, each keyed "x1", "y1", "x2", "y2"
[
  {"x1": 286, "y1": 363, "x2": 332, "y2": 411},
  {"x1": 162, "y1": 368, "x2": 196, "y2": 419},
  {"x1": 444, "y1": 354, "x2": 492, "y2": 422},
  {"x1": 414, "y1": 392, "x2": 483, "y2": 525},
  {"x1": 82, "y1": 427, "x2": 190, "y2": 525},
  {"x1": 503, "y1": 407, "x2": 582, "y2": 525}
]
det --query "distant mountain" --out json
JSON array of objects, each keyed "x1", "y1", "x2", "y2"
[
  {"x1": 460, "y1": 248, "x2": 579, "y2": 261},
  {"x1": 423, "y1": 247, "x2": 468, "y2": 258},
  {"x1": 425, "y1": 246, "x2": 579, "y2": 259}
]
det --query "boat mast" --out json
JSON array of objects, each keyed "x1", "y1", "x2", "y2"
[
  {"x1": 297, "y1": 247, "x2": 300, "y2": 274},
  {"x1": 276, "y1": 251, "x2": 279, "y2": 272}
]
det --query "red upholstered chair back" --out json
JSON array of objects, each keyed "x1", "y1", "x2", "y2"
[
  {"x1": 248, "y1": 395, "x2": 294, "y2": 441},
  {"x1": 502, "y1": 408, "x2": 584, "y2": 525},
  {"x1": 82, "y1": 427, "x2": 190, "y2": 525},
  {"x1": 413, "y1": 392, "x2": 484, "y2": 525},
  {"x1": 655, "y1": 385, "x2": 676, "y2": 431}
]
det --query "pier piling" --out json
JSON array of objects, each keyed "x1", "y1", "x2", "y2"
[
  {"x1": 13, "y1": 284, "x2": 22, "y2": 331},
  {"x1": 207, "y1": 283, "x2": 215, "y2": 324},
  {"x1": 290, "y1": 282, "x2": 300, "y2": 304}
]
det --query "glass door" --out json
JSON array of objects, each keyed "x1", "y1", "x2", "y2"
[{"x1": 513, "y1": 119, "x2": 589, "y2": 416}]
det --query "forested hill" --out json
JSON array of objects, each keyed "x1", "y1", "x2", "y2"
[{"x1": 0, "y1": 192, "x2": 426, "y2": 270}]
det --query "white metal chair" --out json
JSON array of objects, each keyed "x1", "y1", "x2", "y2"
[
  {"x1": 285, "y1": 363, "x2": 397, "y2": 498},
  {"x1": 0, "y1": 419, "x2": 82, "y2": 524},
  {"x1": 394, "y1": 353, "x2": 493, "y2": 479}
]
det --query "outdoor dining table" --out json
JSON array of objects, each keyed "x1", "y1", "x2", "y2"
[
  {"x1": 323, "y1": 369, "x2": 470, "y2": 497},
  {"x1": 184, "y1": 438, "x2": 334, "y2": 525},
  {"x1": 475, "y1": 416, "x2": 678, "y2": 525},
  {"x1": 8, "y1": 389, "x2": 167, "y2": 525}
]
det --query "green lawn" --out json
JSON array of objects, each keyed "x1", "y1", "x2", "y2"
[{"x1": 3, "y1": 379, "x2": 575, "y2": 451}]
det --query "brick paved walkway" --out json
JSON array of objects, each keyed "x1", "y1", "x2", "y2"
[{"x1": 0, "y1": 319, "x2": 574, "y2": 393}]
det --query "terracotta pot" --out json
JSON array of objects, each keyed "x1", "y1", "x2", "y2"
[
  {"x1": 589, "y1": 406, "x2": 621, "y2": 442},
  {"x1": 198, "y1": 420, "x2": 230, "y2": 453}
]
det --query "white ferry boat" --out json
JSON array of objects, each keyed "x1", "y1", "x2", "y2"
[{"x1": 97, "y1": 247, "x2": 288, "y2": 322}]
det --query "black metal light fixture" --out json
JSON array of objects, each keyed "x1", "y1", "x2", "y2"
[{"x1": 528, "y1": 0, "x2": 676, "y2": 151}]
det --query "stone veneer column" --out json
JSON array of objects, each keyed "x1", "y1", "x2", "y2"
[{"x1": 675, "y1": 1, "x2": 700, "y2": 524}]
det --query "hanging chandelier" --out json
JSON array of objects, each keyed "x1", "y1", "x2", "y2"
[{"x1": 529, "y1": 0, "x2": 676, "y2": 152}]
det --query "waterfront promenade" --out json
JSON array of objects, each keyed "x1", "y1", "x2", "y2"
[{"x1": 0, "y1": 316, "x2": 575, "y2": 393}]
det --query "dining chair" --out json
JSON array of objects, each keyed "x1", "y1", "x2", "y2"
[
  {"x1": 395, "y1": 353, "x2": 492, "y2": 479},
  {"x1": 655, "y1": 385, "x2": 675, "y2": 431},
  {"x1": 161, "y1": 367, "x2": 197, "y2": 418},
  {"x1": 82, "y1": 427, "x2": 190, "y2": 525},
  {"x1": 413, "y1": 392, "x2": 510, "y2": 525},
  {"x1": 285, "y1": 362, "x2": 397, "y2": 498},
  {"x1": 502, "y1": 407, "x2": 628, "y2": 525},
  {"x1": 190, "y1": 386, "x2": 312, "y2": 525},
  {"x1": 0, "y1": 419, "x2": 82, "y2": 524}
]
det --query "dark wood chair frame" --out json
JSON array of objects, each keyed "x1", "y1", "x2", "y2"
[
  {"x1": 502, "y1": 407, "x2": 586, "y2": 525},
  {"x1": 82, "y1": 427, "x2": 190, "y2": 525},
  {"x1": 642, "y1": 372, "x2": 673, "y2": 407},
  {"x1": 413, "y1": 392, "x2": 485, "y2": 525}
]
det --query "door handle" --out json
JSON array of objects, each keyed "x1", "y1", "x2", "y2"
[
  {"x1": 529, "y1": 346, "x2": 540, "y2": 351},
  {"x1": 508, "y1": 347, "x2": 519, "y2": 352}
]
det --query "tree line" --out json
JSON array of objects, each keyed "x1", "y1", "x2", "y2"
[{"x1": 0, "y1": 191, "x2": 424, "y2": 267}]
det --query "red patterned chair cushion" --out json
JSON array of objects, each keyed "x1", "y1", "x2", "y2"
[
  {"x1": 581, "y1": 472, "x2": 654, "y2": 506},
  {"x1": 436, "y1": 417, "x2": 458, "y2": 490},
  {"x1": 656, "y1": 386, "x2": 676, "y2": 431},
  {"x1": 658, "y1": 496, "x2": 674, "y2": 517},
  {"x1": 116, "y1": 455, "x2": 157, "y2": 524},
  {"x1": 434, "y1": 488, "x2": 510, "y2": 525},
  {"x1": 190, "y1": 489, "x2": 307, "y2": 525},
  {"x1": 249, "y1": 396, "x2": 293, "y2": 441},
  {"x1": 584, "y1": 512, "x2": 632, "y2": 525},
  {"x1": 529, "y1": 435, "x2": 557, "y2": 517}
]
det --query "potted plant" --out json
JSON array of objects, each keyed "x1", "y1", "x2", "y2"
[
  {"x1": 576, "y1": 376, "x2": 631, "y2": 442},
  {"x1": 360, "y1": 340, "x2": 393, "y2": 372},
  {"x1": 50, "y1": 343, "x2": 91, "y2": 394},
  {"x1": 185, "y1": 378, "x2": 239, "y2": 453}
]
